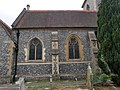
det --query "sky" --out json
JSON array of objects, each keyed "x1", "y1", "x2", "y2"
[{"x1": 0, "y1": 0, "x2": 84, "y2": 27}]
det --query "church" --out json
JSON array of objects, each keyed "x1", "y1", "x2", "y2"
[{"x1": 0, "y1": 0, "x2": 100, "y2": 83}]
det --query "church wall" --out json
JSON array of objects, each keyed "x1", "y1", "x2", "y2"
[
  {"x1": 17, "y1": 29, "x2": 92, "y2": 62},
  {"x1": 17, "y1": 63, "x2": 52, "y2": 76},
  {"x1": 14, "y1": 28, "x2": 95, "y2": 80},
  {"x1": 59, "y1": 62, "x2": 87, "y2": 79},
  {"x1": 0, "y1": 25, "x2": 11, "y2": 84}
]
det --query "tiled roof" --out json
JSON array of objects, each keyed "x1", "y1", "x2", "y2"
[
  {"x1": 0, "y1": 19, "x2": 16, "y2": 43},
  {"x1": 0, "y1": 19, "x2": 12, "y2": 35},
  {"x1": 12, "y1": 8, "x2": 97, "y2": 29}
]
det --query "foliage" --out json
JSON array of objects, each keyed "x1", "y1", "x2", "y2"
[
  {"x1": 98, "y1": 54, "x2": 111, "y2": 75},
  {"x1": 93, "y1": 68, "x2": 110, "y2": 85},
  {"x1": 93, "y1": 68, "x2": 102, "y2": 84},
  {"x1": 99, "y1": 73, "x2": 110, "y2": 84},
  {"x1": 111, "y1": 74, "x2": 120, "y2": 86},
  {"x1": 97, "y1": 0, "x2": 120, "y2": 85}
]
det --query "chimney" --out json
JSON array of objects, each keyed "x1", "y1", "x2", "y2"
[{"x1": 27, "y1": 4, "x2": 30, "y2": 10}]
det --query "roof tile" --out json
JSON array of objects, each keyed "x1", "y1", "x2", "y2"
[{"x1": 13, "y1": 10, "x2": 97, "y2": 28}]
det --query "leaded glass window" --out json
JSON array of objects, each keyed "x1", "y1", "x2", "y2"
[
  {"x1": 69, "y1": 37, "x2": 80, "y2": 59},
  {"x1": 29, "y1": 38, "x2": 42, "y2": 60}
]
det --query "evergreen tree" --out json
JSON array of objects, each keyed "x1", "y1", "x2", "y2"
[{"x1": 97, "y1": 0, "x2": 120, "y2": 85}]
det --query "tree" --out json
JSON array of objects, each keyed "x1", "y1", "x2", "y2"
[{"x1": 97, "y1": 0, "x2": 120, "y2": 85}]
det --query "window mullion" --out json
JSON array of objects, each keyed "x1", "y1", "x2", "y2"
[
  {"x1": 73, "y1": 45, "x2": 75, "y2": 59},
  {"x1": 35, "y1": 46, "x2": 36, "y2": 60}
]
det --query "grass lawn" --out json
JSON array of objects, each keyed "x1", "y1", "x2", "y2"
[
  {"x1": 26, "y1": 86, "x2": 51, "y2": 90},
  {"x1": 26, "y1": 85, "x2": 86, "y2": 90},
  {"x1": 25, "y1": 80, "x2": 120, "y2": 90},
  {"x1": 94, "y1": 86, "x2": 120, "y2": 90},
  {"x1": 25, "y1": 80, "x2": 86, "y2": 90}
]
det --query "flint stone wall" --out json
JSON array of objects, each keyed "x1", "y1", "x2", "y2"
[
  {"x1": 13, "y1": 28, "x2": 94, "y2": 79},
  {"x1": 0, "y1": 25, "x2": 11, "y2": 84},
  {"x1": 17, "y1": 29, "x2": 92, "y2": 62}
]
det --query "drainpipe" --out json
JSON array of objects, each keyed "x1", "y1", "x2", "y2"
[{"x1": 13, "y1": 29, "x2": 20, "y2": 82}]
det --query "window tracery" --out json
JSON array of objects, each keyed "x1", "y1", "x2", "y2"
[
  {"x1": 65, "y1": 34, "x2": 84, "y2": 61},
  {"x1": 29, "y1": 38, "x2": 42, "y2": 60}
]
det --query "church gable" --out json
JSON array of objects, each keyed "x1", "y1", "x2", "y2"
[{"x1": 0, "y1": 19, "x2": 12, "y2": 36}]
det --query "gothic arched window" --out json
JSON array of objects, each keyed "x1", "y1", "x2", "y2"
[
  {"x1": 29, "y1": 38, "x2": 42, "y2": 60},
  {"x1": 69, "y1": 37, "x2": 80, "y2": 59},
  {"x1": 65, "y1": 35, "x2": 84, "y2": 61}
]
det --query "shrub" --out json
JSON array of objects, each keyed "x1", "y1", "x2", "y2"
[{"x1": 111, "y1": 75, "x2": 120, "y2": 86}]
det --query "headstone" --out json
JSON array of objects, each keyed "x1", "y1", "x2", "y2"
[
  {"x1": 15, "y1": 77, "x2": 25, "y2": 90},
  {"x1": 86, "y1": 63, "x2": 93, "y2": 90}
]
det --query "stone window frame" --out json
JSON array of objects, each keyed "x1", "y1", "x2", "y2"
[
  {"x1": 26, "y1": 37, "x2": 45, "y2": 63},
  {"x1": 65, "y1": 34, "x2": 84, "y2": 61},
  {"x1": 9, "y1": 41, "x2": 15, "y2": 73}
]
